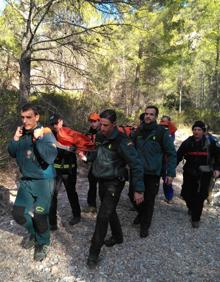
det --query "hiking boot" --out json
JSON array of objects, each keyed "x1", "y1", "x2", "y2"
[
  {"x1": 50, "y1": 224, "x2": 58, "y2": 231},
  {"x1": 34, "y1": 244, "x2": 49, "y2": 262},
  {"x1": 83, "y1": 206, "x2": 97, "y2": 213},
  {"x1": 21, "y1": 235, "x2": 35, "y2": 249},
  {"x1": 164, "y1": 199, "x2": 173, "y2": 204},
  {"x1": 104, "y1": 236, "x2": 123, "y2": 247},
  {"x1": 69, "y1": 216, "x2": 80, "y2": 225},
  {"x1": 140, "y1": 227, "x2": 149, "y2": 238},
  {"x1": 192, "y1": 221, "x2": 200, "y2": 228},
  {"x1": 87, "y1": 254, "x2": 99, "y2": 269},
  {"x1": 133, "y1": 215, "x2": 141, "y2": 225}
]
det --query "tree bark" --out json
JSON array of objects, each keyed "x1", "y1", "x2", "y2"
[
  {"x1": 215, "y1": 36, "x2": 219, "y2": 101},
  {"x1": 19, "y1": 49, "x2": 31, "y2": 103},
  {"x1": 132, "y1": 40, "x2": 143, "y2": 113}
]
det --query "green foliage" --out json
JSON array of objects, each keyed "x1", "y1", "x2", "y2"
[
  {"x1": 0, "y1": 88, "x2": 20, "y2": 165},
  {"x1": 0, "y1": 0, "x2": 220, "y2": 133},
  {"x1": 31, "y1": 90, "x2": 106, "y2": 132},
  {"x1": 0, "y1": 6, "x2": 22, "y2": 55}
]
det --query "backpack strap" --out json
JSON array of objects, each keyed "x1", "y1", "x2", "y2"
[
  {"x1": 109, "y1": 132, "x2": 127, "y2": 151},
  {"x1": 155, "y1": 125, "x2": 167, "y2": 151},
  {"x1": 133, "y1": 126, "x2": 141, "y2": 147}
]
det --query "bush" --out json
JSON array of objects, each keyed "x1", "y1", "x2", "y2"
[
  {"x1": 161, "y1": 108, "x2": 220, "y2": 133},
  {"x1": 0, "y1": 89, "x2": 20, "y2": 166}
]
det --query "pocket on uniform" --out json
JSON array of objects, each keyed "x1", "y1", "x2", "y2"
[
  {"x1": 108, "y1": 186, "x2": 117, "y2": 196},
  {"x1": 107, "y1": 183, "x2": 123, "y2": 199},
  {"x1": 49, "y1": 179, "x2": 55, "y2": 195}
]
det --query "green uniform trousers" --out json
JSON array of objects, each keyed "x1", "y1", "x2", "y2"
[{"x1": 13, "y1": 178, "x2": 54, "y2": 245}]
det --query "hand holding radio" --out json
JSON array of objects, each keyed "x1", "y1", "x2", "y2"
[{"x1": 14, "y1": 126, "x2": 23, "y2": 141}]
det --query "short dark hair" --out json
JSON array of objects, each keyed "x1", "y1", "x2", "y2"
[
  {"x1": 139, "y1": 113, "x2": 145, "y2": 122},
  {"x1": 161, "y1": 115, "x2": 171, "y2": 121},
  {"x1": 145, "y1": 105, "x2": 159, "y2": 117},
  {"x1": 100, "y1": 109, "x2": 117, "y2": 123},
  {"x1": 49, "y1": 113, "x2": 62, "y2": 125},
  {"x1": 21, "y1": 103, "x2": 40, "y2": 115}
]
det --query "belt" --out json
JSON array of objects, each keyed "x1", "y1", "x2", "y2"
[
  {"x1": 21, "y1": 177, "x2": 37, "y2": 180},
  {"x1": 54, "y1": 163, "x2": 75, "y2": 169}
]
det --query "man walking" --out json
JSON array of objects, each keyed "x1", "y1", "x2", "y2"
[
  {"x1": 160, "y1": 115, "x2": 177, "y2": 203},
  {"x1": 83, "y1": 112, "x2": 101, "y2": 213},
  {"x1": 83, "y1": 109, "x2": 144, "y2": 268},
  {"x1": 8, "y1": 103, "x2": 57, "y2": 261},
  {"x1": 177, "y1": 120, "x2": 220, "y2": 228},
  {"x1": 133, "y1": 106, "x2": 176, "y2": 237},
  {"x1": 49, "y1": 114, "x2": 81, "y2": 229}
]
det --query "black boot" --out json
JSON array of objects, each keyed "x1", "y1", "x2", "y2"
[
  {"x1": 133, "y1": 214, "x2": 141, "y2": 225},
  {"x1": 104, "y1": 236, "x2": 123, "y2": 247},
  {"x1": 140, "y1": 226, "x2": 149, "y2": 238},
  {"x1": 87, "y1": 253, "x2": 99, "y2": 269},
  {"x1": 21, "y1": 235, "x2": 35, "y2": 249},
  {"x1": 191, "y1": 220, "x2": 200, "y2": 228},
  {"x1": 69, "y1": 216, "x2": 80, "y2": 225},
  {"x1": 34, "y1": 244, "x2": 49, "y2": 261}
]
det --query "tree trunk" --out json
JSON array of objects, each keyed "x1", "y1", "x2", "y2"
[
  {"x1": 215, "y1": 36, "x2": 219, "y2": 102},
  {"x1": 19, "y1": 49, "x2": 31, "y2": 103},
  {"x1": 132, "y1": 40, "x2": 143, "y2": 114}
]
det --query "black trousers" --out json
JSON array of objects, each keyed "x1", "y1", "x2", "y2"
[
  {"x1": 49, "y1": 168, "x2": 81, "y2": 225},
  {"x1": 87, "y1": 167, "x2": 98, "y2": 207},
  {"x1": 181, "y1": 171, "x2": 212, "y2": 221},
  {"x1": 128, "y1": 169, "x2": 135, "y2": 207},
  {"x1": 136, "y1": 175, "x2": 160, "y2": 230},
  {"x1": 89, "y1": 178, "x2": 124, "y2": 256}
]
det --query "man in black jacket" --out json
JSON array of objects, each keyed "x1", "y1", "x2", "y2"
[
  {"x1": 82, "y1": 109, "x2": 144, "y2": 268},
  {"x1": 49, "y1": 114, "x2": 81, "y2": 230},
  {"x1": 177, "y1": 120, "x2": 220, "y2": 228}
]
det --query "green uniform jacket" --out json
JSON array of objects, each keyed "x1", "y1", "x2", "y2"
[
  {"x1": 91, "y1": 127, "x2": 145, "y2": 193},
  {"x1": 134, "y1": 122, "x2": 176, "y2": 177},
  {"x1": 8, "y1": 124, "x2": 57, "y2": 179}
]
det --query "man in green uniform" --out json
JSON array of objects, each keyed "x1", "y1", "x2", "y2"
[
  {"x1": 82, "y1": 109, "x2": 145, "y2": 268},
  {"x1": 8, "y1": 103, "x2": 57, "y2": 262},
  {"x1": 133, "y1": 106, "x2": 176, "y2": 237}
]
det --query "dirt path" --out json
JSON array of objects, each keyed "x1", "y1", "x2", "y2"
[{"x1": 0, "y1": 130, "x2": 219, "y2": 282}]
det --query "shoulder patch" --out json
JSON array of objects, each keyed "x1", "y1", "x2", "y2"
[{"x1": 35, "y1": 206, "x2": 44, "y2": 213}]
